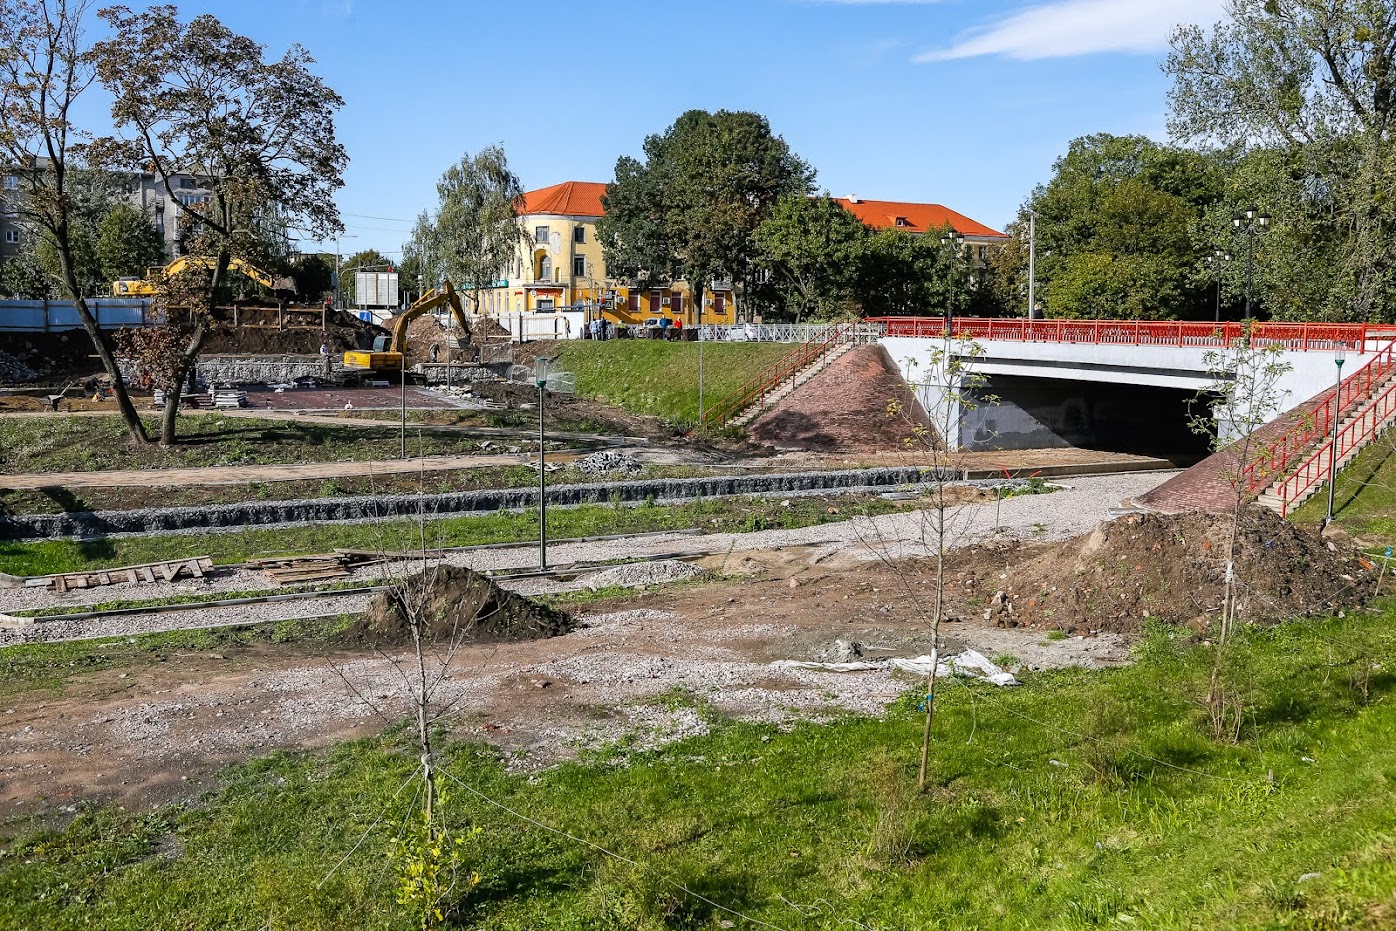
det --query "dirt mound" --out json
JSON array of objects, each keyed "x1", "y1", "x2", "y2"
[
  {"x1": 748, "y1": 344, "x2": 933, "y2": 453},
  {"x1": 348, "y1": 565, "x2": 575, "y2": 645},
  {"x1": 959, "y1": 508, "x2": 1373, "y2": 635},
  {"x1": 201, "y1": 318, "x2": 369, "y2": 355}
]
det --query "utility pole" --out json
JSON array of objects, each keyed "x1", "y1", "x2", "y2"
[
  {"x1": 1325, "y1": 349, "x2": 1347, "y2": 526},
  {"x1": 1027, "y1": 211, "x2": 1036, "y2": 319},
  {"x1": 536, "y1": 359, "x2": 549, "y2": 569}
]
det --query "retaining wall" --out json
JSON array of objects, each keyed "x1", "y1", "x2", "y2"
[{"x1": 0, "y1": 467, "x2": 959, "y2": 540}]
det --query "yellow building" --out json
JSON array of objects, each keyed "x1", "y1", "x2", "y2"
[{"x1": 484, "y1": 181, "x2": 736, "y2": 327}]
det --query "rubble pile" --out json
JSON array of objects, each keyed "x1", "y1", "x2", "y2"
[
  {"x1": 0, "y1": 350, "x2": 38, "y2": 384},
  {"x1": 574, "y1": 450, "x2": 644, "y2": 475},
  {"x1": 350, "y1": 565, "x2": 575, "y2": 645},
  {"x1": 580, "y1": 559, "x2": 705, "y2": 590},
  {"x1": 955, "y1": 508, "x2": 1373, "y2": 635}
]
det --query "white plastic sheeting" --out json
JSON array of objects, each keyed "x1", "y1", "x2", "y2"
[{"x1": 770, "y1": 648, "x2": 1019, "y2": 687}]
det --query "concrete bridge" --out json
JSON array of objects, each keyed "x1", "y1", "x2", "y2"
[{"x1": 876, "y1": 318, "x2": 1389, "y2": 462}]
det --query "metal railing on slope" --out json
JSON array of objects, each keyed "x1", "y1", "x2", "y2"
[
  {"x1": 1242, "y1": 342, "x2": 1396, "y2": 496},
  {"x1": 1269, "y1": 377, "x2": 1396, "y2": 515},
  {"x1": 701, "y1": 322, "x2": 861, "y2": 425}
]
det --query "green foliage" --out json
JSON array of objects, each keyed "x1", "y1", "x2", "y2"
[
  {"x1": 1013, "y1": 134, "x2": 1224, "y2": 320},
  {"x1": 598, "y1": 109, "x2": 814, "y2": 312},
  {"x1": 1167, "y1": 1, "x2": 1396, "y2": 322},
  {"x1": 388, "y1": 780, "x2": 479, "y2": 930},
  {"x1": 0, "y1": 249, "x2": 52, "y2": 299},
  {"x1": 855, "y1": 225, "x2": 959, "y2": 317},
  {"x1": 3, "y1": 609, "x2": 1396, "y2": 928},
  {"x1": 754, "y1": 194, "x2": 868, "y2": 320},
  {"x1": 96, "y1": 202, "x2": 165, "y2": 282},
  {"x1": 291, "y1": 253, "x2": 334, "y2": 303}
]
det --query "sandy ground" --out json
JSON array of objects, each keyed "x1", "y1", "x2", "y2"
[{"x1": 0, "y1": 473, "x2": 1163, "y2": 816}]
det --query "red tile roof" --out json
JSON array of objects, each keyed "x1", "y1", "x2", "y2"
[
  {"x1": 520, "y1": 181, "x2": 607, "y2": 218},
  {"x1": 831, "y1": 196, "x2": 1005, "y2": 239}
]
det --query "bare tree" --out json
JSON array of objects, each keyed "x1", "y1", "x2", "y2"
[
  {"x1": 861, "y1": 337, "x2": 994, "y2": 788},
  {"x1": 1187, "y1": 331, "x2": 1291, "y2": 740},
  {"x1": 0, "y1": 0, "x2": 147, "y2": 441},
  {"x1": 91, "y1": 5, "x2": 345, "y2": 445}
]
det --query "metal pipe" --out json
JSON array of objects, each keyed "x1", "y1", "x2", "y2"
[
  {"x1": 538, "y1": 381, "x2": 548, "y2": 569},
  {"x1": 1325, "y1": 352, "x2": 1347, "y2": 525}
]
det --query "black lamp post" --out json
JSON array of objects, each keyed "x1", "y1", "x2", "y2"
[
  {"x1": 1212, "y1": 248, "x2": 1231, "y2": 323},
  {"x1": 940, "y1": 228, "x2": 965, "y2": 338},
  {"x1": 1232, "y1": 207, "x2": 1270, "y2": 322}
]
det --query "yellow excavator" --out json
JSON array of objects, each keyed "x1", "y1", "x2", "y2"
[
  {"x1": 343, "y1": 279, "x2": 471, "y2": 372},
  {"x1": 112, "y1": 256, "x2": 295, "y2": 297}
]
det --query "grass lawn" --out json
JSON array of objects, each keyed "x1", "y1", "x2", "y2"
[
  {"x1": 0, "y1": 414, "x2": 519, "y2": 475},
  {"x1": 1291, "y1": 435, "x2": 1396, "y2": 543},
  {"x1": 556, "y1": 341, "x2": 793, "y2": 425},
  {"x1": 0, "y1": 493, "x2": 900, "y2": 577},
  {"x1": 2, "y1": 608, "x2": 1394, "y2": 930}
]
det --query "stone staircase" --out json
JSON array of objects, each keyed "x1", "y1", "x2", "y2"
[
  {"x1": 729, "y1": 343, "x2": 855, "y2": 427},
  {"x1": 1256, "y1": 365, "x2": 1396, "y2": 515}
]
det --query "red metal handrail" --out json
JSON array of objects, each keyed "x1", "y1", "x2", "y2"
[
  {"x1": 868, "y1": 317, "x2": 1371, "y2": 353},
  {"x1": 703, "y1": 323, "x2": 855, "y2": 425},
  {"x1": 1241, "y1": 342, "x2": 1396, "y2": 494},
  {"x1": 1271, "y1": 376, "x2": 1396, "y2": 515}
]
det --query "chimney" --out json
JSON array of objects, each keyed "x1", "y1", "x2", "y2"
[{"x1": 847, "y1": 194, "x2": 860, "y2": 204}]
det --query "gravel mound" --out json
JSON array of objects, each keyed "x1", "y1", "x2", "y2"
[
  {"x1": 574, "y1": 450, "x2": 644, "y2": 475},
  {"x1": 580, "y1": 559, "x2": 705, "y2": 590},
  {"x1": 349, "y1": 565, "x2": 574, "y2": 645},
  {"x1": 0, "y1": 350, "x2": 37, "y2": 384}
]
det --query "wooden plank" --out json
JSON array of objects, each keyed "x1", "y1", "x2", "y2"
[
  {"x1": 126, "y1": 569, "x2": 138, "y2": 584},
  {"x1": 188, "y1": 559, "x2": 205, "y2": 579},
  {"x1": 140, "y1": 567, "x2": 155, "y2": 583}
]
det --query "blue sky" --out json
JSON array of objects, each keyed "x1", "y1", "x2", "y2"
[{"x1": 147, "y1": 0, "x2": 1227, "y2": 258}]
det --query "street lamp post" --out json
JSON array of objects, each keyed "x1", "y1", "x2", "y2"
[
  {"x1": 534, "y1": 356, "x2": 553, "y2": 569},
  {"x1": 333, "y1": 233, "x2": 357, "y2": 310},
  {"x1": 1325, "y1": 348, "x2": 1347, "y2": 526},
  {"x1": 1231, "y1": 207, "x2": 1270, "y2": 322},
  {"x1": 940, "y1": 228, "x2": 965, "y2": 338},
  {"x1": 1026, "y1": 210, "x2": 1037, "y2": 319}
]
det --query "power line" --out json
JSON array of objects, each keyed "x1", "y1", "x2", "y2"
[{"x1": 343, "y1": 211, "x2": 414, "y2": 223}]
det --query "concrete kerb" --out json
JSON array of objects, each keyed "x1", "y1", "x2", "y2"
[{"x1": 0, "y1": 464, "x2": 1174, "y2": 542}]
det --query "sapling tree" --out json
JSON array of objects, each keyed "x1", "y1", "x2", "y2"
[
  {"x1": 1187, "y1": 331, "x2": 1291, "y2": 741},
  {"x1": 859, "y1": 338, "x2": 994, "y2": 788}
]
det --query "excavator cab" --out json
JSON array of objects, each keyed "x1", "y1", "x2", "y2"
[{"x1": 343, "y1": 280, "x2": 470, "y2": 376}]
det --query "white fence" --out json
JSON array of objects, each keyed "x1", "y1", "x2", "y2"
[
  {"x1": 486, "y1": 311, "x2": 586, "y2": 341},
  {"x1": 0, "y1": 299, "x2": 156, "y2": 332},
  {"x1": 697, "y1": 322, "x2": 885, "y2": 343}
]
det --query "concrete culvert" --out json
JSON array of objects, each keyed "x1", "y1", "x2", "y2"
[{"x1": 348, "y1": 565, "x2": 575, "y2": 645}]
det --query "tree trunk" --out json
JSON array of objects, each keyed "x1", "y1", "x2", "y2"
[
  {"x1": 53, "y1": 239, "x2": 148, "y2": 444},
  {"x1": 159, "y1": 322, "x2": 208, "y2": 446}
]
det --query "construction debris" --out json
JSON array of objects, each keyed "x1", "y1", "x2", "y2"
[
  {"x1": 41, "y1": 556, "x2": 214, "y2": 592},
  {"x1": 246, "y1": 550, "x2": 393, "y2": 585},
  {"x1": 351, "y1": 564, "x2": 574, "y2": 644},
  {"x1": 0, "y1": 350, "x2": 37, "y2": 383},
  {"x1": 574, "y1": 450, "x2": 644, "y2": 475},
  {"x1": 580, "y1": 559, "x2": 705, "y2": 590},
  {"x1": 770, "y1": 649, "x2": 1021, "y2": 686}
]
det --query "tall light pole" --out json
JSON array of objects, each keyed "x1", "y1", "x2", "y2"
[
  {"x1": 534, "y1": 356, "x2": 554, "y2": 569},
  {"x1": 1027, "y1": 210, "x2": 1037, "y2": 319},
  {"x1": 1325, "y1": 348, "x2": 1347, "y2": 526},
  {"x1": 698, "y1": 286, "x2": 706, "y2": 424},
  {"x1": 1231, "y1": 207, "x2": 1269, "y2": 322},
  {"x1": 333, "y1": 233, "x2": 357, "y2": 310},
  {"x1": 940, "y1": 228, "x2": 965, "y2": 338}
]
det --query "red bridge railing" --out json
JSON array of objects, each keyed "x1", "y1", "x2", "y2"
[{"x1": 869, "y1": 317, "x2": 1374, "y2": 353}]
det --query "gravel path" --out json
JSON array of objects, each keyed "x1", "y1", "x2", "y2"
[{"x1": 1, "y1": 472, "x2": 1172, "y2": 640}]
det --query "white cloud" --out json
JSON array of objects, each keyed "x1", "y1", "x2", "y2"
[{"x1": 916, "y1": 0, "x2": 1225, "y2": 61}]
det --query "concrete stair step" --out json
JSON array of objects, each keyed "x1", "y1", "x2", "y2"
[{"x1": 730, "y1": 343, "x2": 855, "y2": 427}]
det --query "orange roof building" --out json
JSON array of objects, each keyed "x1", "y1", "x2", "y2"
[
  {"x1": 519, "y1": 181, "x2": 607, "y2": 218},
  {"x1": 829, "y1": 195, "x2": 1006, "y2": 241}
]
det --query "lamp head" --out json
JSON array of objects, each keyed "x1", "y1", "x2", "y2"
[
  {"x1": 1258, "y1": 212, "x2": 1271, "y2": 227},
  {"x1": 1245, "y1": 206, "x2": 1258, "y2": 221}
]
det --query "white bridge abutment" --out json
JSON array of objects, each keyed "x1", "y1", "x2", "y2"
[{"x1": 881, "y1": 335, "x2": 1344, "y2": 461}]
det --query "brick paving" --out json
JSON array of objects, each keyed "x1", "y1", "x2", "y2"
[
  {"x1": 748, "y1": 344, "x2": 933, "y2": 453},
  {"x1": 1135, "y1": 392, "x2": 1329, "y2": 514}
]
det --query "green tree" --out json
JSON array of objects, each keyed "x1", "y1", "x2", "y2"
[
  {"x1": 410, "y1": 145, "x2": 525, "y2": 316},
  {"x1": 93, "y1": 4, "x2": 346, "y2": 445},
  {"x1": 598, "y1": 109, "x2": 814, "y2": 320},
  {"x1": 0, "y1": 250, "x2": 53, "y2": 299},
  {"x1": 1167, "y1": 2, "x2": 1396, "y2": 322},
  {"x1": 754, "y1": 194, "x2": 868, "y2": 321},
  {"x1": 97, "y1": 202, "x2": 165, "y2": 282},
  {"x1": 854, "y1": 226, "x2": 955, "y2": 317},
  {"x1": 291, "y1": 253, "x2": 334, "y2": 304},
  {"x1": 0, "y1": 0, "x2": 148, "y2": 441},
  {"x1": 1015, "y1": 133, "x2": 1223, "y2": 319}
]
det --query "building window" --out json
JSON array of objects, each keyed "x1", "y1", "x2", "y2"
[
  {"x1": 573, "y1": 225, "x2": 585, "y2": 244},
  {"x1": 535, "y1": 225, "x2": 549, "y2": 244},
  {"x1": 3, "y1": 175, "x2": 17, "y2": 190},
  {"x1": 572, "y1": 255, "x2": 586, "y2": 277},
  {"x1": 180, "y1": 177, "x2": 197, "y2": 189},
  {"x1": 539, "y1": 256, "x2": 552, "y2": 281},
  {"x1": 4, "y1": 229, "x2": 19, "y2": 244},
  {"x1": 537, "y1": 297, "x2": 555, "y2": 311}
]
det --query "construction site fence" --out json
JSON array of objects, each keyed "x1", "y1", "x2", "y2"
[
  {"x1": 869, "y1": 316, "x2": 1384, "y2": 352},
  {"x1": 0, "y1": 299, "x2": 156, "y2": 332},
  {"x1": 1242, "y1": 341, "x2": 1396, "y2": 503}
]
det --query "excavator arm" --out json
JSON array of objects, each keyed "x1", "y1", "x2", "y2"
[
  {"x1": 111, "y1": 256, "x2": 295, "y2": 296},
  {"x1": 344, "y1": 279, "x2": 472, "y2": 372}
]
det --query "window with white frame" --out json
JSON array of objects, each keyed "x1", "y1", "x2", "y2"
[
  {"x1": 4, "y1": 229, "x2": 19, "y2": 244},
  {"x1": 535, "y1": 225, "x2": 549, "y2": 244},
  {"x1": 3, "y1": 175, "x2": 17, "y2": 190}
]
